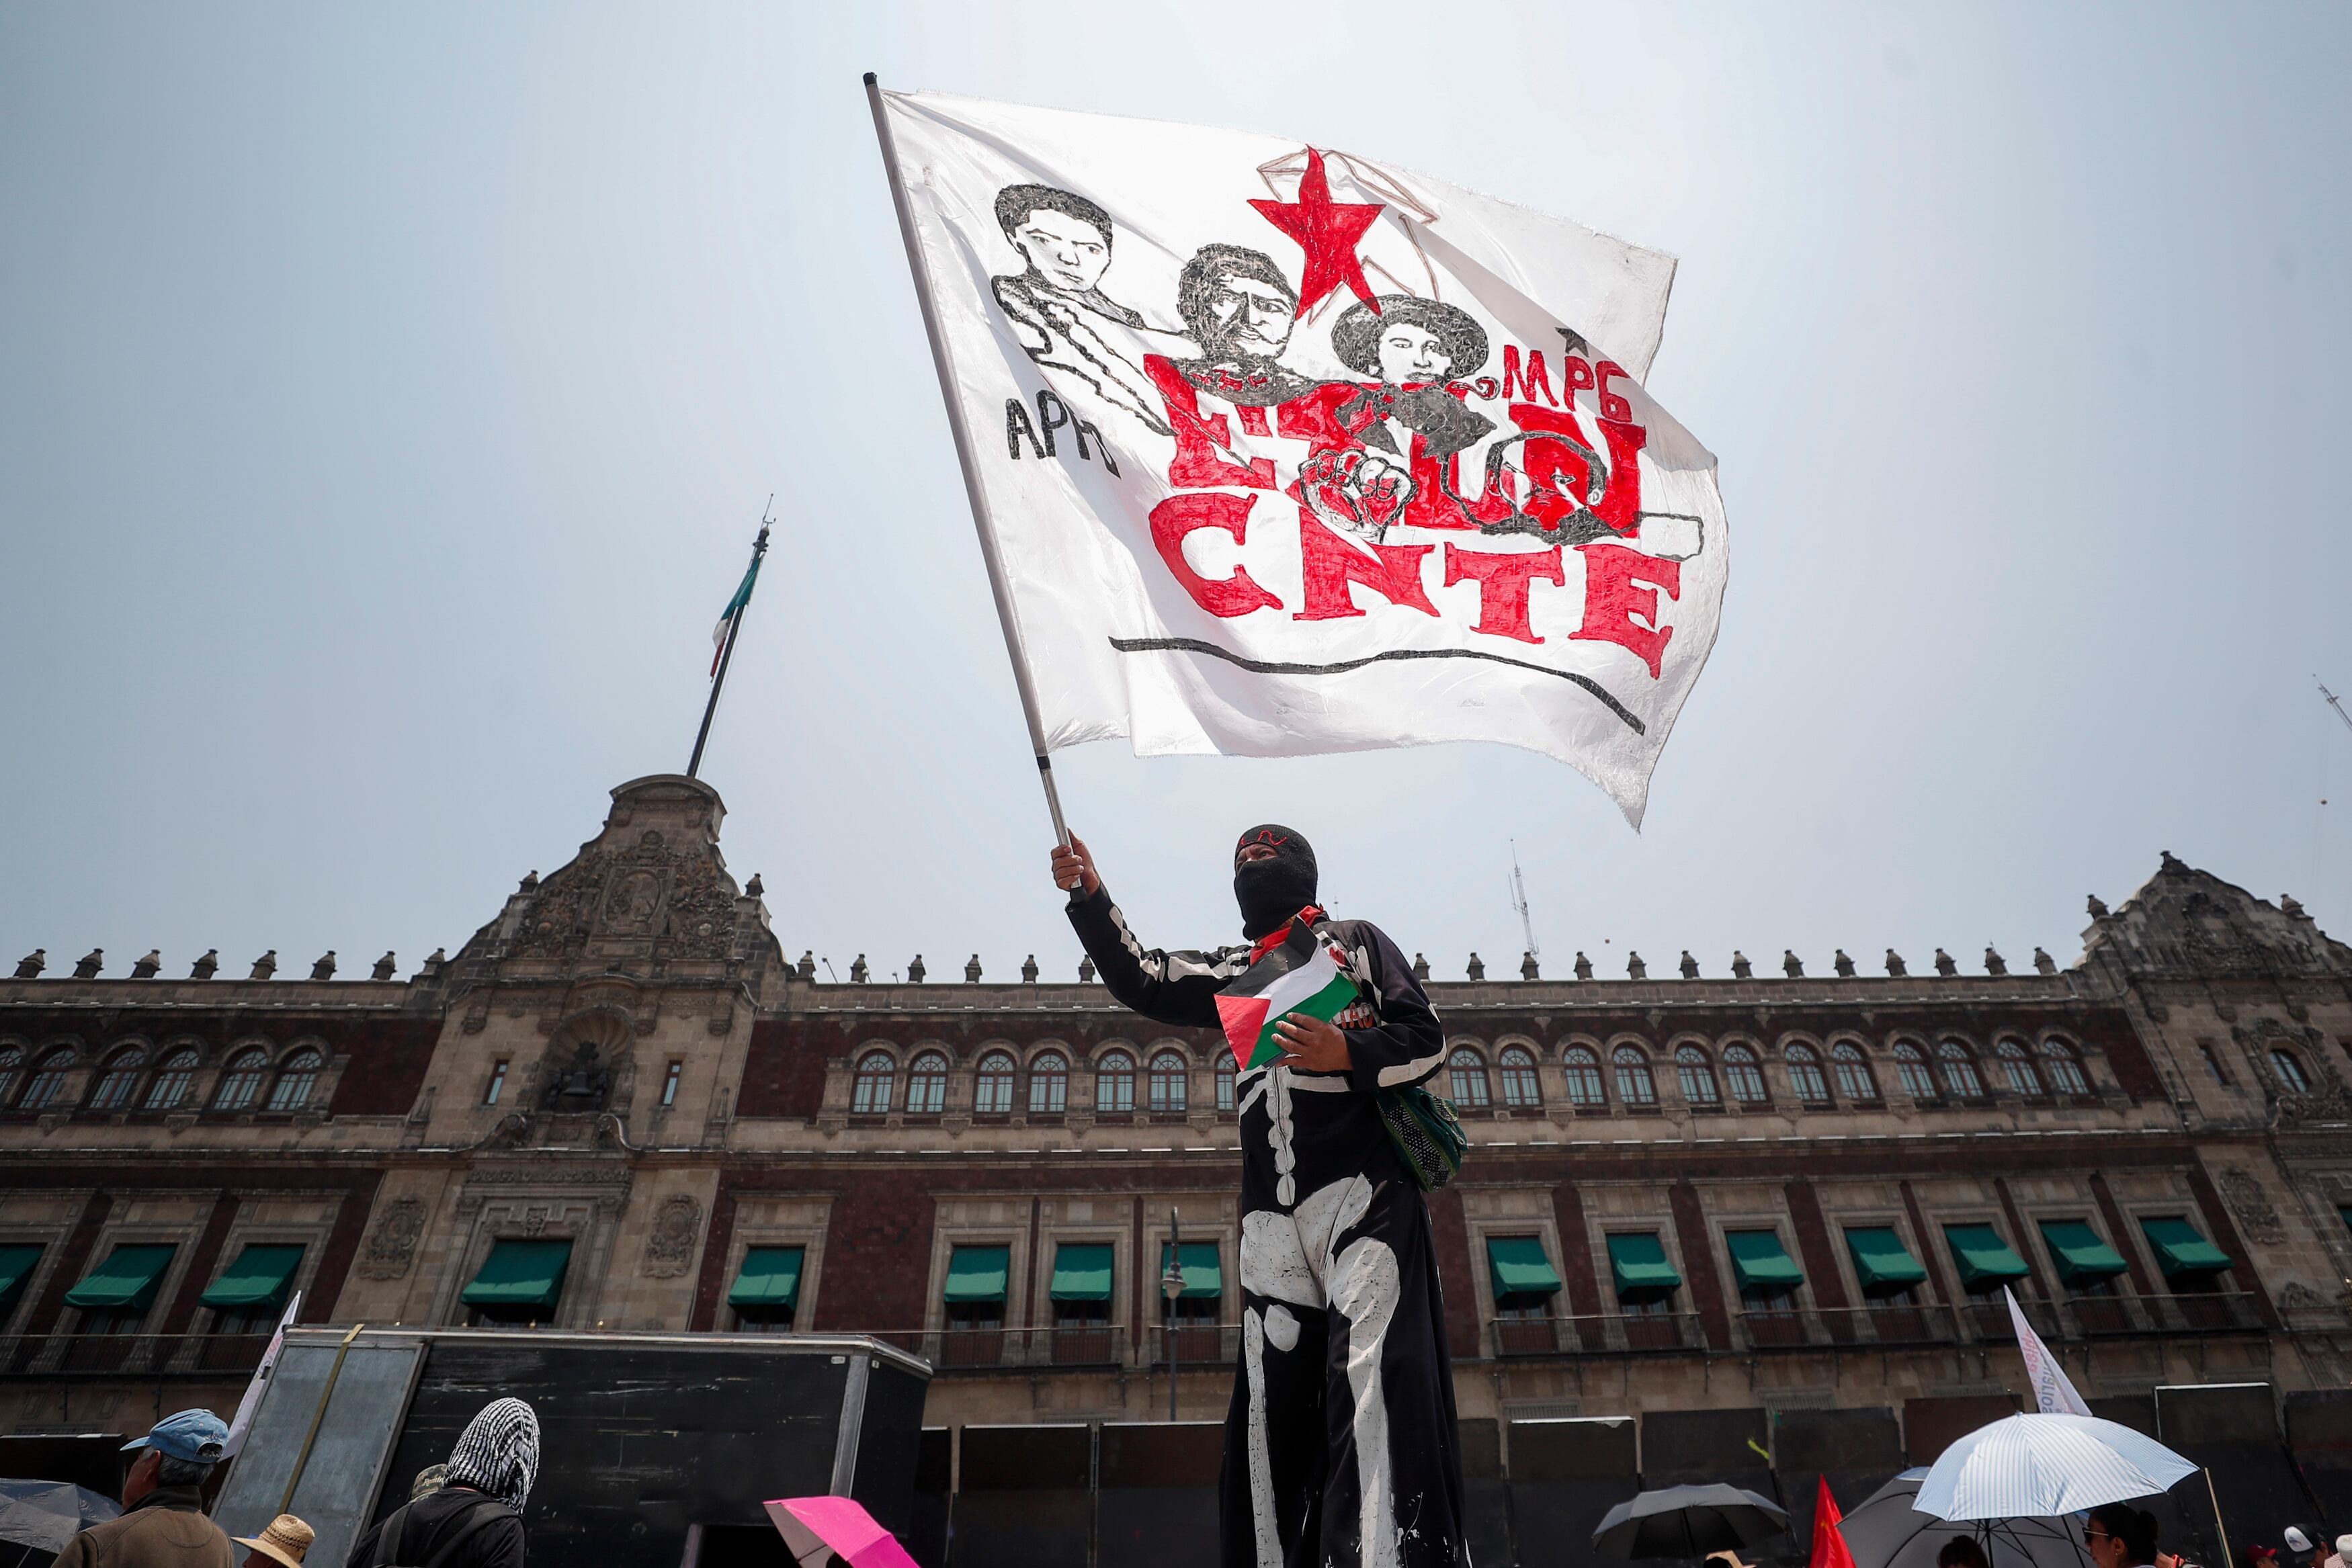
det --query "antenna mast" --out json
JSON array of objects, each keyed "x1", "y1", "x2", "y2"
[
  {"x1": 2320, "y1": 677, "x2": 2352, "y2": 738},
  {"x1": 1509, "y1": 841, "x2": 1540, "y2": 961}
]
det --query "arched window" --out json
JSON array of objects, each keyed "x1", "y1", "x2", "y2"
[
  {"x1": 88, "y1": 1048, "x2": 146, "y2": 1112},
  {"x1": 144, "y1": 1049, "x2": 200, "y2": 1111},
  {"x1": 214, "y1": 1049, "x2": 268, "y2": 1111},
  {"x1": 1148, "y1": 1050, "x2": 1189, "y2": 1113},
  {"x1": 1613, "y1": 1045, "x2": 1656, "y2": 1106},
  {"x1": 1214, "y1": 1054, "x2": 1235, "y2": 1112},
  {"x1": 0, "y1": 1045, "x2": 21, "y2": 1106},
  {"x1": 1893, "y1": 1042, "x2": 1936, "y2": 1101},
  {"x1": 1786, "y1": 1044, "x2": 1830, "y2": 1104},
  {"x1": 1030, "y1": 1051, "x2": 1069, "y2": 1113},
  {"x1": 1499, "y1": 1046, "x2": 1541, "y2": 1108},
  {"x1": 266, "y1": 1048, "x2": 323, "y2": 1112},
  {"x1": 1831, "y1": 1043, "x2": 1878, "y2": 1102},
  {"x1": 19, "y1": 1049, "x2": 74, "y2": 1110},
  {"x1": 2271, "y1": 1047, "x2": 2311, "y2": 1095},
  {"x1": 851, "y1": 1051, "x2": 894, "y2": 1114},
  {"x1": 1448, "y1": 1047, "x2": 1491, "y2": 1109},
  {"x1": 1097, "y1": 1050, "x2": 1136, "y2": 1113},
  {"x1": 905, "y1": 1051, "x2": 950, "y2": 1115},
  {"x1": 1564, "y1": 1047, "x2": 1607, "y2": 1108},
  {"x1": 1937, "y1": 1041, "x2": 1985, "y2": 1099},
  {"x1": 1994, "y1": 1039, "x2": 2042, "y2": 1096},
  {"x1": 2040, "y1": 1040, "x2": 2089, "y2": 1096},
  {"x1": 1723, "y1": 1044, "x2": 1767, "y2": 1104},
  {"x1": 974, "y1": 1051, "x2": 1016, "y2": 1115},
  {"x1": 1675, "y1": 1045, "x2": 1720, "y2": 1106}
]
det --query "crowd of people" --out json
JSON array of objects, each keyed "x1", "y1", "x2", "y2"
[{"x1": 50, "y1": 1397, "x2": 539, "y2": 1568}]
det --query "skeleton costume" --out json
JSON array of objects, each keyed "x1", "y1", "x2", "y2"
[{"x1": 1066, "y1": 826, "x2": 1465, "y2": 1568}]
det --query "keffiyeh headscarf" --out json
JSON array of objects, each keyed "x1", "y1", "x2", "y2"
[{"x1": 444, "y1": 1397, "x2": 540, "y2": 1512}]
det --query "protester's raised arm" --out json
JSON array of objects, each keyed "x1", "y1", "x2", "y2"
[{"x1": 1062, "y1": 867, "x2": 1241, "y2": 1030}]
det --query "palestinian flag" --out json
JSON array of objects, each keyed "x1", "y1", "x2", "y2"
[{"x1": 1215, "y1": 927, "x2": 1362, "y2": 1072}]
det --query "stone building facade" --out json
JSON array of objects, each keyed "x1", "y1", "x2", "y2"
[{"x1": 3, "y1": 773, "x2": 2350, "y2": 1441}]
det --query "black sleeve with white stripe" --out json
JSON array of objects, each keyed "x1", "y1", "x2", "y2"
[
  {"x1": 1066, "y1": 884, "x2": 1245, "y2": 1029},
  {"x1": 1325, "y1": 918, "x2": 1446, "y2": 1094}
]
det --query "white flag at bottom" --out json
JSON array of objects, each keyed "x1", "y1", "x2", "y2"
[
  {"x1": 2007, "y1": 1285, "x2": 2093, "y2": 1416},
  {"x1": 222, "y1": 1289, "x2": 302, "y2": 1458}
]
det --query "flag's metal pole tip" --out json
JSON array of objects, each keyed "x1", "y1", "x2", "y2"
[{"x1": 863, "y1": 71, "x2": 877, "y2": 85}]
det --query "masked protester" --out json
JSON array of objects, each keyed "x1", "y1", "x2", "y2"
[
  {"x1": 347, "y1": 1397, "x2": 537, "y2": 1568},
  {"x1": 1052, "y1": 827, "x2": 1460, "y2": 1568}
]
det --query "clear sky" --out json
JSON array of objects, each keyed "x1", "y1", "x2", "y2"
[{"x1": 4, "y1": 3, "x2": 2347, "y2": 986}]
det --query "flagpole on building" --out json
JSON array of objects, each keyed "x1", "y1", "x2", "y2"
[
  {"x1": 689, "y1": 499, "x2": 775, "y2": 781},
  {"x1": 863, "y1": 71, "x2": 1072, "y2": 848}
]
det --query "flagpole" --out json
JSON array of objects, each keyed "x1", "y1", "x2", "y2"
[
  {"x1": 689, "y1": 503, "x2": 773, "y2": 781},
  {"x1": 863, "y1": 71, "x2": 1071, "y2": 848}
]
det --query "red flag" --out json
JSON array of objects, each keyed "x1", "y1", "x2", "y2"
[{"x1": 1808, "y1": 1477, "x2": 1857, "y2": 1568}]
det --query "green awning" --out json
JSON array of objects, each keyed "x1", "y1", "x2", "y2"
[
  {"x1": 1486, "y1": 1237, "x2": 1564, "y2": 1300},
  {"x1": 1844, "y1": 1227, "x2": 1928, "y2": 1293},
  {"x1": 0, "y1": 1244, "x2": 41, "y2": 1303},
  {"x1": 459, "y1": 1239, "x2": 573, "y2": 1309},
  {"x1": 63, "y1": 1244, "x2": 175, "y2": 1311},
  {"x1": 1605, "y1": 1233, "x2": 1682, "y2": 1300},
  {"x1": 728, "y1": 1246, "x2": 804, "y2": 1308},
  {"x1": 1050, "y1": 1243, "x2": 1114, "y2": 1302},
  {"x1": 944, "y1": 1244, "x2": 1010, "y2": 1303},
  {"x1": 2138, "y1": 1218, "x2": 2230, "y2": 1279},
  {"x1": 1726, "y1": 1230, "x2": 1804, "y2": 1291},
  {"x1": 1160, "y1": 1242, "x2": 1221, "y2": 1299},
  {"x1": 2038, "y1": 1221, "x2": 2128, "y2": 1284},
  {"x1": 200, "y1": 1244, "x2": 303, "y2": 1310},
  {"x1": 1944, "y1": 1224, "x2": 2031, "y2": 1288}
]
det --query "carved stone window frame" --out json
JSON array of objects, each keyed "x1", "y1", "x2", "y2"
[
  {"x1": 430, "y1": 1170, "x2": 632, "y2": 1330},
  {"x1": 717, "y1": 1195, "x2": 831, "y2": 1333}
]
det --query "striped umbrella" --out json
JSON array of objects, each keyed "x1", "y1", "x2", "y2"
[{"x1": 1914, "y1": 1414, "x2": 2197, "y2": 1521}]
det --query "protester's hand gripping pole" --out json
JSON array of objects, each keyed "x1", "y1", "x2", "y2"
[{"x1": 864, "y1": 71, "x2": 1070, "y2": 848}]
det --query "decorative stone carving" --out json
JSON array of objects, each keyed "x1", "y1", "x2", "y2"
[
  {"x1": 603, "y1": 869, "x2": 666, "y2": 934},
  {"x1": 358, "y1": 1195, "x2": 428, "y2": 1279},
  {"x1": 641, "y1": 1194, "x2": 703, "y2": 1277},
  {"x1": 2275, "y1": 1280, "x2": 2341, "y2": 1320},
  {"x1": 2217, "y1": 1166, "x2": 2287, "y2": 1245}
]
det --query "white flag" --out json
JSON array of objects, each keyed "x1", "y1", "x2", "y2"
[
  {"x1": 2007, "y1": 1285, "x2": 2093, "y2": 1416},
  {"x1": 878, "y1": 91, "x2": 1726, "y2": 825},
  {"x1": 222, "y1": 1289, "x2": 301, "y2": 1458}
]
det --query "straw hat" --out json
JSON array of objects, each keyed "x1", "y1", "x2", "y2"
[{"x1": 233, "y1": 1514, "x2": 314, "y2": 1568}]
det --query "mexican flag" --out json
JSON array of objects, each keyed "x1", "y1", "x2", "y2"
[
  {"x1": 711, "y1": 552, "x2": 763, "y2": 676},
  {"x1": 1215, "y1": 928, "x2": 1362, "y2": 1071}
]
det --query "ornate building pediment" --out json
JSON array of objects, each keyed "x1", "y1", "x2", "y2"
[{"x1": 2084, "y1": 854, "x2": 2349, "y2": 979}]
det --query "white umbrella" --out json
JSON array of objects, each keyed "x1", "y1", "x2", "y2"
[{"x1": 1915, "y1": 1414, "x2": 2198, "y2": 1521}]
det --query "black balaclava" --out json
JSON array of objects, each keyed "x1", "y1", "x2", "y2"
[{"x1": 1233, "y1": 824, "x2": 1318, "y2": 940}]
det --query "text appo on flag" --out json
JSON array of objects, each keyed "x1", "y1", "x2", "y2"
[{"x1": 874, "y1": 89, "x2": 1726, "y2": 826}]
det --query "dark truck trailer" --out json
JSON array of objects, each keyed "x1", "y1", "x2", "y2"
[{"x1": 213, "y1": 1328, "x2": 931, "y2": 1568}]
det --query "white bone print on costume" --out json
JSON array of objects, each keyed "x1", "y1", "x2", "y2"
[
  {"x1": 1269, "y1": 1068, "x2": 1298, "y2": 1204},
  {"x1": 1332, "y1": 1236, "x2": 1402, "y2": 1568},
  {"x1": 1242, "y1": 1307, "x2": 1282, "y2": 1568},
  {"x1": 1240, "y1": 1068, "x2": 1301, "y2": 1207},
  {"x1": 1242, "y1": 1174, "x2": 1374, "y2": 1307}
]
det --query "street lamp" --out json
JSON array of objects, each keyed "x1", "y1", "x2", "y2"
[{"x1": 1161, "y1": 1207, "x2": 1185, "y2": 1421}]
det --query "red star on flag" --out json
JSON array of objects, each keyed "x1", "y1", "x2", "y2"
[{"x1": 1249, "y1": 148, "x2": 1384, "y2": 315}]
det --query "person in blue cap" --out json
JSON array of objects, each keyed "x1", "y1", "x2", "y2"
[{"x1": 54, "y1": 1407, "x2": 236, "y2": 1568}]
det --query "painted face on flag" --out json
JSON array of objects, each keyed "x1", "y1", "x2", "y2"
[
  {"x1": 1012, "y1": 208, "x2": 1111, "y2": 294},
  {"x1": 1178, "y1": 247, "x2": 1300, "y2": 363},
  {"x1": 1377, "y1": 323, "x2": 1449, "y2": 384}
]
